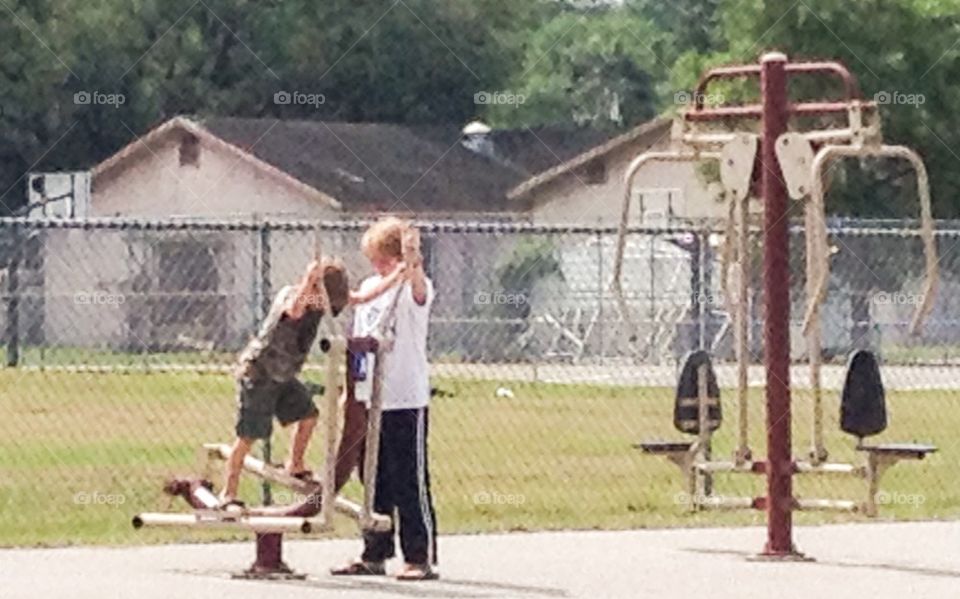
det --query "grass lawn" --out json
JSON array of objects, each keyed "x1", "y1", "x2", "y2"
[{"x1": 1, "y1": 367, "x2": 958, "y2": 547}]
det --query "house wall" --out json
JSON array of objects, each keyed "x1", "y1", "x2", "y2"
[
  {"x1": 38, "y1": 136, "x2": 346, "y2": 351},
  {"x1": 33, "y1": 226, "x2": 369, "y2": 354},
  {"x1": 92, "y1": 136, "x2": 337, "y2": 219},
  {"x1": 527, "y1": 134, "x2": 767, "y2": 227},
  {"x1": 36, "y1": 227, "x2": 260, "y2": 352}
]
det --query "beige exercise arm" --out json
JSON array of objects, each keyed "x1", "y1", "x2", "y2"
[
  {"x1": 802, "y1": 144, "x2": 938, "y2": 337},
  {"x1": 359, "y1": 278, "x2": 405, "y2": 529},
  {"x1": 613, "y1": 151, "x2": 720, "y2": 354}
]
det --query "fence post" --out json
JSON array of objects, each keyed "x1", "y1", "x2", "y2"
[
  {"x1": 688, "y1": 230, "x2": 703, "y2": 357},
  {"x1": 596, "y1": 230, "x2": 604, "y2": 364},
  {"x1": 258, "y1": 222, "x2": 273, "y2": 507},
  {"x1": 648, "y1": 230, "x2": 656, "y2": 363},
  {"x1": 697, "y1": 229, "x2": 707, "y2": 350},
  {"x1": 5, "y1": 223, "x2": 22, "y2": 367}
]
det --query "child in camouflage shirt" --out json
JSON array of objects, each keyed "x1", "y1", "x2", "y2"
[
  {"x1": 219, "y1": 256, "x2": 408, "y2": 507},
  {"x1": 219, "y1": 258, "x2": 349, "y2": 506}
]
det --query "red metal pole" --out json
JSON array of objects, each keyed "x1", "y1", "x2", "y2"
[
  {"x1": 251, "y1": 533, "x2": 287, "y2": 574},
  {"x1": 759, "y1": 52, "x2": 797, "y2": 557}
]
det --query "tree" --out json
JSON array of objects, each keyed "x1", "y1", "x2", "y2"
[
  {"x1": 0, "y1": 1, "x2": 74, "y2": 216},
  {"x1": 484, "y1": 7, "x2": 669, "y2": 130},
  {"x1": 273, "y1": 0, "x2": 546, "y2": 124},
  {"x1": 631, "y1": 0, "x2": 724, "y2": 56},
  {"x1": 0, "y1": 0, "x2": 547, "y2": 215},
  {"x1": 672, "y1": 0, "x2": 960, "y2": 218}
]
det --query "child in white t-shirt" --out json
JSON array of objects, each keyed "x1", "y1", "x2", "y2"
[{"x1": 332, "y1": 217, "x2": 438, "y2": 581}]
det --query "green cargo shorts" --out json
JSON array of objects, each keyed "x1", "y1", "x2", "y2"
[{"x1": 235, "y1": 375, "x2": 319, "y2": 440}]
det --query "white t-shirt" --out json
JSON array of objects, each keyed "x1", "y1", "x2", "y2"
[{"x1": 353, "y1": 274, "x2": 433, "y2": 411}]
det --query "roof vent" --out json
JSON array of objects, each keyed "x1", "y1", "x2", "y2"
[
  {"x1": 461, "y1": 120, "x2": 495, "y2": 158},
  {"x1": 463, "y1": 120, "x2": 492, "y2": 136}
]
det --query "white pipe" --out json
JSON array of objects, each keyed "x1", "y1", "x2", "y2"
[
  {"x1": 204, "y1": 443, "x2": 316, "y2": 492},
  {"x1": 329, "y1": 497, "x2": 392, "y2": 532},
  {"x1": 321, "y1": 337, "x2": 345, "y2": 529},
  {"x1": 683, "y1": 128, "x2": 857, "y2": 149},
  {"x1": 795, "y1": 498, "x2": 858, "y2": 512},
  {"x1": 794, "y1": 462, "x2": 863, "y2": 475},
  {"x1": 695, "y1": 461, "x2": 756, "y2": 473},
  {"x1": 204, "y1": 441, "x2": 376, "y2": 522},
  {"x1": 132, "y1": 512, "x2": 312, "y2": 533},
  {"x1": 692, "y1": 460, "x2": 862, "y2": 475},
  {"x1": 697, "y1": 496, "x2": 756, "y2": 510}
]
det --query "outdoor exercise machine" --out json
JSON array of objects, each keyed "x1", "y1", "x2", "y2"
[
  {"x1": 614, "y1": 116, "x2": 758, "y2": 468},
  {"x1": 780, "y1": 118, "x2": 938, "y2": 466},
  {"x1": 133, "y1": 242, "x2": 403, "y2": 578},
  {"x1": 625, "y1": 53, "x2": 938, "y2": 558},
  {"x1": 133, "y1": 333, "x2": 390, "y2": 578},
  {"x1": 638, "y1": 348, "x2": 935, "y2": 516}
]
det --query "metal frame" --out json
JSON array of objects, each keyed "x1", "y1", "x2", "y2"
[
  {"x1": 799, "y1": 144, "x2": 938, "y2": 464},
  {"x1": 133, "y1": 339, "x2": 395, "y2": 578},
  {"x1": 132, "y1": 336, "x2": 390, "y2": 577},
  {"x1": 614, "y1": 151, "x2": 721, "y2": 360},
  {"x1": 634, "y1": 53, "x2": 938, "y2": 559},
  {"x1": 681, "y1": 52, "x2": 877, "y2": 557},
  {"x1": 622, "y1": 143, "x2": 757, "y2": 492}
]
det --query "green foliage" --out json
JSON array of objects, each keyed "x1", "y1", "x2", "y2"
[
  {"x1": 682, "y1": 0, "x2": 960, "y2": 218},
  {"x1": 469, "y1": 238, "x2": 563, "y2": 361},
  {"x1": 485, "y1": 9, "x2": 668, "y2": 129},
  {"x1": 631, "y1": 0, "x2": 724, "y2": 56},
  {"x1": 0, "y1": 0, "x2": 544, "y2": 215},
  {"x1": 495, "y1": 238, "x2": 564, "y2": 295},
  {"x1": 3, "y1": 0, "x2": 960, "y2": 219}
]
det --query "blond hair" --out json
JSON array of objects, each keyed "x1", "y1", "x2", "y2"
[{"x1": 361, "y1": 217, "x2": 406, "y2": 261}]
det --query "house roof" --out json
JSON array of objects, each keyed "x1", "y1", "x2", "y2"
[
  {"x1": 507, "y1": 117, "x2": 673, "y2": 200},
  {"x1": 201, "y1": 117, "x2": 614, "y2": 213},
  {"x1": 92, "y1": 115, "x2": 666, "y2": 214},
  {"x1": 92, "y1": 117, "x2": 342, "y2": 209}
]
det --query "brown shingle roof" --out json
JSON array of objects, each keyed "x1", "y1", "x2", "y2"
[{"x1": 200, "y1": 117, "x2": 614, "y2": 213}]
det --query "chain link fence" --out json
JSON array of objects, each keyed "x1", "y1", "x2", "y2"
[{"x1": 2, "y1": 217, "x2": 960, "y2": 546}]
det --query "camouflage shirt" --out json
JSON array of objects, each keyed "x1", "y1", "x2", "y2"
[{"x1": 237, "y1": 285, "x2": 323, "y2": 383}]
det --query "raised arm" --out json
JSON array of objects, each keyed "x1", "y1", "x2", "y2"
[
  {"x1": 402, "y1": 226, "x2": 427, "y2": 306},
  {"x1": 349, "y1": 262, "x2": 407, "y2": 305}
]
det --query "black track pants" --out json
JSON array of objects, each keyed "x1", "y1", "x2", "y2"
[{"x1": 361, "y1": 407, "x2": 437, "y2": 565}]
